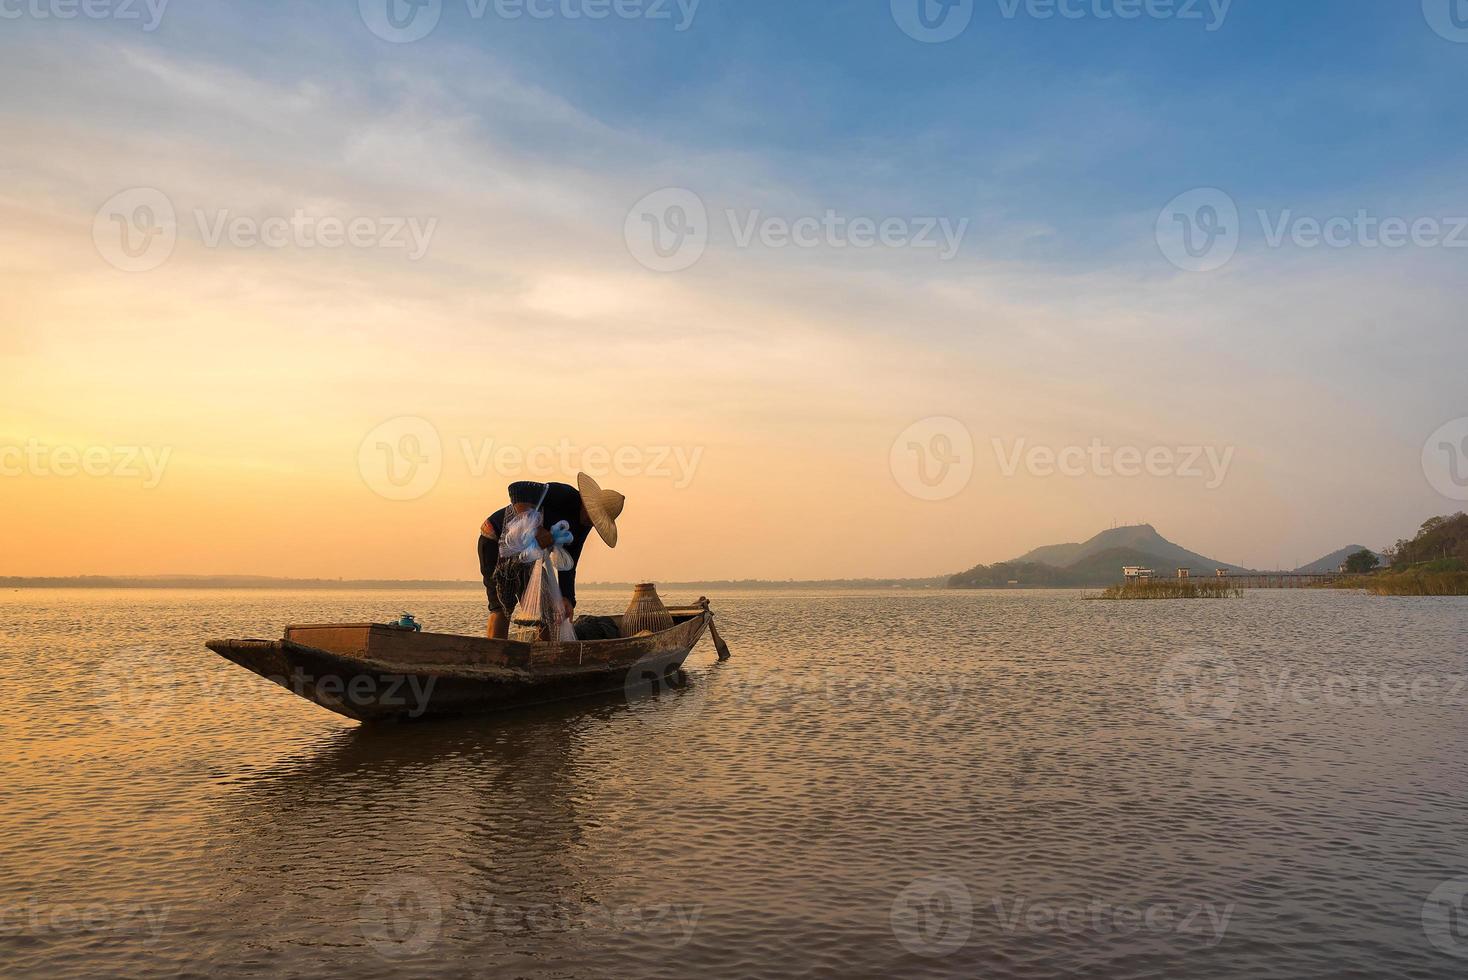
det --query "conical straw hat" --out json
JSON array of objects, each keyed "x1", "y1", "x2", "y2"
[{"x1": 577, "y1": 472, "x2": 625, "y2": 548}]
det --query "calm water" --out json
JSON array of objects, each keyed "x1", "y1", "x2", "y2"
[{"x1": 2, "y1": 587, "x2": 1466, "y2": 979}]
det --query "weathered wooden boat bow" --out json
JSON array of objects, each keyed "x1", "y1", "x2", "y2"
[{"x1": 204, "y1": 598, "x2": 729, "y2": 722}]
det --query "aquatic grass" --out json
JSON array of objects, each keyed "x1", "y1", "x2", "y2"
[
  {"x1": 1326, "y1": 559, "x2": 1468, "y2": 596},
  {"x1": 1363, "y1": 570, "x2": 1468, "y2": 596},
  {"x1": 1093, "y1": 580, "x2": 1242, "y2": 600}
]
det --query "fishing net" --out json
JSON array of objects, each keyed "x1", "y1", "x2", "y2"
[{"x1": 501, "y1": 496, "x2": 577, "y2": 643}]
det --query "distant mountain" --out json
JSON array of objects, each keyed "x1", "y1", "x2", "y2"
[
  {"x1": 1011, "y1": 524, "x2": 1246, "y2": 574},
  {"x1": 1293, "y1": 546, "x2": 1379, "y2": 574}
]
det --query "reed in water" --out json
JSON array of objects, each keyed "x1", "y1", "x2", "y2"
[
  {"x1": 1096, "y1": 580, "x2": 1242, "y2": 600},
  {"x1": 1357, "y1": 566, "x2": 1468, "y2": 596}
]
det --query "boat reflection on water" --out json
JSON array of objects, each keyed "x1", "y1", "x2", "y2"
[{"x1": 203, "y1": 671, "x2": 717, "y2": 969}]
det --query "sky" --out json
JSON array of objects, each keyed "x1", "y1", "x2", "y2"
[{"x1": 2, "y1": 0, "x2": 1467, "y2": 581}]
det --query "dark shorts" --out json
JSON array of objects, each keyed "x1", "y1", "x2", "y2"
[{"x1": 486, "y1": 557, "x2": 533, "y2": 617}]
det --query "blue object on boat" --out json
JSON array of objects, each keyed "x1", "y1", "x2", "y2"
[{"x1": 393, "y1": 612, "x2": 422, "y2": 632}]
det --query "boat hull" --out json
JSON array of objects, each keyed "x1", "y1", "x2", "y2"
[{"x1": 206, "y1": 610, "x2": 711, "y2": 722}]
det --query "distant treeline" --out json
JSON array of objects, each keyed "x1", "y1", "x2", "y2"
[
  {"x1": 1356, "y1": 513, "x2": 1468, "y2": 595},
  {"x1": 948, "y1": 562, "x2": 1077, "y2": 589},
  {"x1": 1385, "y1": 513, "x2": 1468, "y2": 567}
]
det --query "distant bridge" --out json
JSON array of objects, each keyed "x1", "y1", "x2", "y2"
[
  {"x1": 1212, "y1": 572, "x2": 1343, "y2": 589},
  {"x1": 1121, "y1": 566, "x2": 1355, "y2": 589}
]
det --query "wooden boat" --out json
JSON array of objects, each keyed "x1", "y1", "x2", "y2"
[{"x1": 205, "y1": 599, "x2": 729, "y2": 723}]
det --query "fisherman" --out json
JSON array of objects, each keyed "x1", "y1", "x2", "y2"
[{"x1": 478, "y1": 473, "x2": 624, "y2": 639}]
